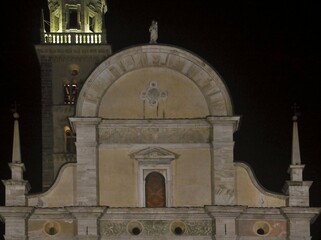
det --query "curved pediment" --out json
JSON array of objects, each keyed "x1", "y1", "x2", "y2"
[{"x1": 76, "y1": 44, "x2": 233, "y2": 118}]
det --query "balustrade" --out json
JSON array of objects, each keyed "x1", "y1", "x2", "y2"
[{"x1": 41, "y1": 32, "x2": 106, "y2": 44}]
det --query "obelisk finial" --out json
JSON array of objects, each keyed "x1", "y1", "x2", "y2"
[
  {"x1": 291, "y1": 103, "x2": 300, "y2": 121},
  {"x1": 11, "y1": 101, "x2": 20, "y2": 120},
  {"x1": 291, "y1": 103, "x2": 301, "y2": 165}
]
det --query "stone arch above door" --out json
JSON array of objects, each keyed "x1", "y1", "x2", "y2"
[{"x1": 76, "y1": 44, "x2": 233, "y2": 117}]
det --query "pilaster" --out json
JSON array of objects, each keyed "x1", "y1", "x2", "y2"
[
  {"x1": 2, "y1": 180, "x2": 30, "y2": 206},
  {"x1": 206, "y1": 116, "x2": 240, "y2": 205},
  {"x1": 205, "y1": 205, "x2": 246, "y2": 240},
  {"x1": 0, "y1": 206, "x2": 34, "y2": 240},
  {"x1": 66, "y1": 206, "x2": 107, "y2": 239},
  {"x1": 69, "y1": 117, "x2": 101, "y2": 205},
  {"x1": 281, "y1": 207, "x2": 321, "y2": 240},
  {"x1": 283, "y1": 179, "x2": 312, "y2": 207}
]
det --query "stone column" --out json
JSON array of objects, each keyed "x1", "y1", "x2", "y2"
[
  {"x1": 67, "y1": 206, "x2": 107, "y2": 240},
  {"x1": 281, "y1": 207, "x2": 321, "y2": 240},
  {"x1": 69, "y1": 117, "x2": 101, "y2": 206},
  {"x1": 206, "y1": 116, "x2": 240, "y2": 205},
  {"x1": 0, "y1": 206, "x2": 34, "y2": 240},
  {"x1": 205, "y1": 205, "x2": 245, "y2": 240}
]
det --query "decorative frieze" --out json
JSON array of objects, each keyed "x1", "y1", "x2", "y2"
[
  {"x1": 99, "y1": 119, "x2": 210, "y2": 144},
  {"x1": 100, "y1": 219, "x2": 213, "y2": 237}
]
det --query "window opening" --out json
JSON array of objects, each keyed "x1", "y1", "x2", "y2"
[
  {"x1": 145, "y1": 172, "x2": 166, "y2": 207},
  {"x1": 89, "y1": 16, "x2": 95, "y2": 32},
  {"x1": 63, "y1": 80, "x2": 78, "y2": 104},
  {"x1": 68, "y1": 9, "x2": 79, "y2": 29},
  {"x1": 64, "y1": 126, "x2": 76, "y2": 153}
]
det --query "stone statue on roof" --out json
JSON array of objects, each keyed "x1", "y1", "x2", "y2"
[{"x1": 149, "y1": 20, "x2": 158, "y2": 44}]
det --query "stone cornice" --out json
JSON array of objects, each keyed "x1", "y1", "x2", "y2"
[
  {"x1": 281, "y1": 207, "x2": 321, "y2": 223},
  {"x1": 100, "y1": 118, "x2": 210, "y2": 128}
]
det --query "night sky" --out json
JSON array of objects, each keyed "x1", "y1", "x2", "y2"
[{"x1": 1, "y1": 0, "x2": 321, "y2": 238}]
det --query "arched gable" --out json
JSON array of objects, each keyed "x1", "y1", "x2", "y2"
[{"x1": 76, "y1": 44, "x2": 233, "y2": 117}]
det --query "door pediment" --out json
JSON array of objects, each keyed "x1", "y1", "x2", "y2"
[{"x1": 130, "y1": 147, "x2": 178, "y2": 164}]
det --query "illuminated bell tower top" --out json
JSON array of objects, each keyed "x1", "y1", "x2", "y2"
[{"x1": 43, "y1": 0, "x2": 107, "y2": 44}]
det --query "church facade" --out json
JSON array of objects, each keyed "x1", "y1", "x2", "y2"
[{"x1": 1, "y1": 0, "x2": 320, "y2": 239}]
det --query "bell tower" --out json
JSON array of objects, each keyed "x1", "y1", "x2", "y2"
[{"x1": 35, "y1": 0, "x2": 112, "y2": 190}]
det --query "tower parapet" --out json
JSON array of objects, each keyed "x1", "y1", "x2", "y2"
[
  {"x1": 41, "y1": 0, "x2": 107, "y2": 44},
  {"x1": 36, "y1": 0, "x2": 112, "y2": 190}
]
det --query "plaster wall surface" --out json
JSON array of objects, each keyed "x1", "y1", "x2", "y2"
[
  {"x1": 27, "y1": 164, "x2": 75, "y2": 207},
  {"x1": 99, "y1": 147, "x2": 211, "y2": 207},
  {"x1": 99, "y1": 67, "x2": 209, "y2": 119},
  {"x1": 235, "y1": 163, "x2": 287, "y2": 207}
]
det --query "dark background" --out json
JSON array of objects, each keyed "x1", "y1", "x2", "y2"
[{"x1": 1, "y1": 0, "x2": 320, "y2": 239}]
